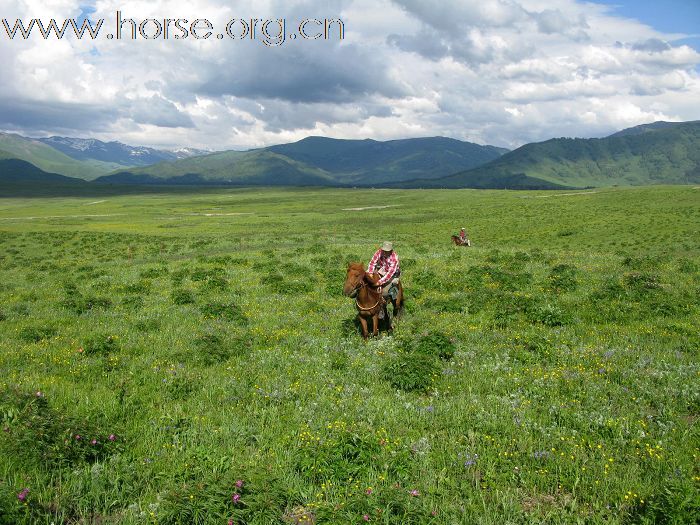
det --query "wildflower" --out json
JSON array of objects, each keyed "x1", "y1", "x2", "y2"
[
  {"x1": 91, "y1": 439, "x2": 98, "y2": 445},
  {"x1": 235, "y1": 479, "x2": 244, "y2": 488},
  {"x1": 232, "y1": 493, "x2": 241, "y2": 504},
  {"x1": 17, "y1": 488, "x2": 29, "y2": 502},
  {"x1": 75, "y1": 434, "x2": 82, "y2": 441},
  {"x1": 363, "y1": 515, "x2": 370, "y2": 521},
  {"x1": 36, "y1": 391, "x2": 44, "y2": 397},
  {"x1": 228, "y1": 521, "x2": 234, "y2": 525},
  {"x1": 108, "y1": 434, "x2": 116, "y2": 441},
  {"x1": 409, "y1": 489, "x2": 420, "y2": 497},
  {"x1": 365, "y1": 488, "x2": 373, "y2": 495}
]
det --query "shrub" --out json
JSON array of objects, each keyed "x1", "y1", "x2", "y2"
[
  {"x1": 81, "y1": 334, "x2": 119, "y2": 356},
  {"x1": 193, "y1": 333, "x2": 252, "y2": 365},
  {"x1": 140, "y1": 266, "x2": 169, "y2": 279},
  {"x1": 121, "y1": 295, "x2": 144, "y2": 309},
  {"x1": 527, "y1": 304, "x2": 570, "y2": 327},
  {"x1": 415, "y1": 332, "x2": 456, "y2": 360},
  {"x1": 383, "y1": 352, "x2": 439, "y2": 393},
  {"x1": 0, "y1": 388, "x2": 121, "y2": 469},
  {"x1": 171, "y1": 288, "x2": 196, "y2": 305},
  {"x1": 548, "y1": 264, "x2": 578, "y2": 292},
  {"x1": 198, "y1": 276, "x2": 229, "y2": 292},
  {"x1": 200, "y1": 302, "x2": 248, "y2": 324},
  {"x1": 623, "y1": 272, "x2": 661, "y2": 294},
  {"x1": 18, "y1": 326, "x2": 57, "y2": 343}
]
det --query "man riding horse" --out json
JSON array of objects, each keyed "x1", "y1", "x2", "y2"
[{"x1": 367, "y1": 241, "x2": 401, "y2": 300}]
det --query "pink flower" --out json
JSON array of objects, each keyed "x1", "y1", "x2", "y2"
[
  {"x1": 409, "y1": 489, "x2": 420, "y2": 497},
  {"x1": 75, "y1": 434, "x2": 82, "y2": 441},
  {"x1": 91, "y1": 439, "x2": 98, "y2": 445},
  {"x1": 365, "y1": 488, "x2": 373, "y2": 496},
  {"x1": 108, "y1": 434, "x2": 116, "y2": 442},
  {"x1": 228, "y1": 520, "x2": 234, "y2": 525},
  {"x1": 36, "y1": 391, "x2": 44, "y2": 397},
  {"x1": 232, "y1": 493, "x2": 241, "y2": 504},
  {"x1": 363, "y1": 514, "x2": 370, "y2": 521},
  {"x1": 235, "y1": 479, "x2": 244, "y2": 488},
  {"x1": 17, "y1": 488, "x2": 29, "y2": 502}
]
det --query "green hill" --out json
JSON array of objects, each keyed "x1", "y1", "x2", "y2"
[
  {"x1": 95, "y1": 150, "x2": 338, "y2": 186},
  {"x1": 393, "y1": 121, "x2": 700, "y2": 189},
  {"x1": 0, "y1": 155, "x2": 86, "y2": 184},
  {"x1": 95, "y1": 137, "x2": 508, "y2": 186},
  {"x1": 0, "y1": 133, "x2": 125, "y2": 180}
]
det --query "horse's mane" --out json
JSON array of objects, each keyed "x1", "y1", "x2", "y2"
[{"x1": 347, "y1": 262, "x2": 378, "y2": 284}]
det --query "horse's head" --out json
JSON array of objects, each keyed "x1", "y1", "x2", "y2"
[{"x1": 344, "y1": 262, "x2": 366, "y2": 296}]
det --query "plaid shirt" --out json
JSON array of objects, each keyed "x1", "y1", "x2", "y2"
[{"x1": 367, "y1": 249, "x2": 400, "y2": 286}]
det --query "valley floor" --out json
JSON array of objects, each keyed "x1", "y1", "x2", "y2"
[{"x1": 0, "y1": 186, "x2": 698, "y2": 524}]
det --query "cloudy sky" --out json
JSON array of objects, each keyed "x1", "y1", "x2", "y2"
[{"x1": 1, "y1": 0, "x2": 699, "y2": 151}]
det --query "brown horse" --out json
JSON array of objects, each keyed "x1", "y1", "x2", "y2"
[
  {"x1": 343, "y1": 263, "x2": 403, "y2": 339},
  {"x1": 451, "y1": 235, "x2": 471, "y2": 247}
]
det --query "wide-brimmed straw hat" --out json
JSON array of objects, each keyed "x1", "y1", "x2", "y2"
[{"x1": 381, "y1": 241, "x2": 393, "y2": 251}]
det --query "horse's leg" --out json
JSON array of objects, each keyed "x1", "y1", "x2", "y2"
[
  {"x1": 394, "y1": 284, "x2": 404, "y2": 318},
  {"x1": 358, "y1": 315, "x2": 369, "y2": 339},
  {"x1": 372, "y1": 314, "x2": 379, "y2": 337}
]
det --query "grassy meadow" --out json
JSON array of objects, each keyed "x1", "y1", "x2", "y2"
[{"x1": 0, "y1": 185, "x2": 698, "y2": 524}]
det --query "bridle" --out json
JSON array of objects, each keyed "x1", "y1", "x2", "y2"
[{"x1": 349, "y1": 276, "x2": 383, "y2": 311}]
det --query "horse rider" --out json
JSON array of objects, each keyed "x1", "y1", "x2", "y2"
[
  {"x1": 367, "y1": 241, "x2": 401, "y2": 299},
  {"x1": 459, "y1": 227, "x2": 471, "y2": 246}
]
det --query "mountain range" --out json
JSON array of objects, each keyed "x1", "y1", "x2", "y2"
[
  {"x1": 390, "y1": 120, "x2": 700, "y2": 189},
  {"x1": 96, "y1": 136, "x2": 508, "y2": 186},
  {"x1": 0, "y1": 133, "x2": 208, "y2": 180},
  {"x1": 1, "y1": 121, "x2": 699, "y2": 190}
]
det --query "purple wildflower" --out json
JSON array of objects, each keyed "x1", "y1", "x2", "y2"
[
  {"x1": 409, "y1": 489, "x2": 420, "y2": 497},
  {"x1": 464, "y1": 453, "x2": 478, "y2": 467},
  {"x1": 75, "y1": 434, "x2": 82, "y2": 441},
  {"x1": 17, "y1": 488, "x2": 29, "y2": 502},
  {"x1": 91, "y1": 439, "x2": 98, "y2": 445},
  {"x1": 363, "y1": 514, "x2": 370, "y2": 521},
  {"x1": 108, "y1": 434, "x2": 116, "y2": 442},
  {"x1": 235, "y1": 479, "x2": 244, "y2": 489},
  {"x1": 232, "y1": 493, "x2": 241, "y2": 504}
]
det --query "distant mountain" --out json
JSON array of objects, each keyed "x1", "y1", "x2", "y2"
[
  {"x1": 0, "y1": 133, "x2": 124, "y2": 180},
  {"x1": 37, "y1": 136, "x2": 210, "y2": 166},
  {"x1": 390, "y1": 121, "x2": 700, "y2": 189},
  {"x1": 268, "y1": 136, "x2": 508, "y2": 184},
  {"x1": 95, "y1": 136, "x2": 508, "y2": 186},
  {"x1": 607, "y1": 121, "x2": 688, "y2": 138}
]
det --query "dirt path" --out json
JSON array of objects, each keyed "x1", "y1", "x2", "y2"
[
  {"x1": 342, "y1": 205, "x2": 401, "y2": 211},
  {"x1": 0, "y1": 214, "x2": 124, "y2": 221}
]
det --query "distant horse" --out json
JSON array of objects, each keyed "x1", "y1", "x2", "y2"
[
  {"x1": 343, "y1": 262, "x2": 403, "y2": 339},
  {"x1": 451, "y1": 235, "x2": 471, "y2": 247}
]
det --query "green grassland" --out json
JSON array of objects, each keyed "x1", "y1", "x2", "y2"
[{"x1": 0, "y1": 185, "x2": 698, "y2": 524}]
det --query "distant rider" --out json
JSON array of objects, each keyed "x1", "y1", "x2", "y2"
[{"x1": 459, "y1": 227, "x2": 471, "y2": 246}]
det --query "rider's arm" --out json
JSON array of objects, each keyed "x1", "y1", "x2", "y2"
[{"x1": 367, "y1": 250, "x2": 380, "y2": 274}]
